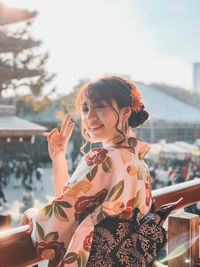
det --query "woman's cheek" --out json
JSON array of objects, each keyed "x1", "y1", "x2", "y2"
[{"x1": 97, "y1": 110, "x2": 104, "y2": 117}]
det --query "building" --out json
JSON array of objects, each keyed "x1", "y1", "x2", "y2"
[
  {"x1": 0, "y1": 105, "x2": 46, "y2": 159},
  {"x1": 16, "y1": 82, "x2": 200, "y2": 145},
  {"x1": 135, "y1": 82, "x2": 200, "y2": 143},
  {"x1": 193, "y1": 62, "x2": 200, "y2": 93},
  {"x1": 0, "y1": 105, "x2": 46, "y2": 142}
]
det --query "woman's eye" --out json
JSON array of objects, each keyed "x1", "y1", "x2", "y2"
[{"x1": 95, "y1": 104, "x2": 104, "y2": 109}]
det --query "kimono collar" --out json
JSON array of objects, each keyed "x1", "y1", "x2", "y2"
[{"x1": 111, "y1": 137, "x2": 151, "y2": 160}]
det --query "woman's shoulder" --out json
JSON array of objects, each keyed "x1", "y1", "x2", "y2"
[
  {"x1": 103, "y1": 137, "x2": 151, "y2": 160},
  {"x1": 128, "y1": 137, "x2": 151, "y2": 160},
  {"x1": 77, "y1": 137, "x2": 151, "y2": 171},
  {"x1": 67, "y1": 148, "x2": 117, "y2": 186}
]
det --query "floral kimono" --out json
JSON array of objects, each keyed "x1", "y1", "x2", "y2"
[{"x1": 29, "y1": 137, "x2": 153, "y2": 267}]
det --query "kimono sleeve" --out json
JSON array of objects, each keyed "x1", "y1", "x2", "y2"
[{"x1": 29, "y1": 148, "x2": 115, "y2": 266}]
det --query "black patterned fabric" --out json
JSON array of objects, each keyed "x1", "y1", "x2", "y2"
[{"x1": 87, "y1": 200, "x2": 181, "y2": 267}]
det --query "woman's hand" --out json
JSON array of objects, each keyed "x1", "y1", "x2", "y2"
[
  {"x1": 42, "y1": 114, "x2": 75, "y2": 160},
  {"x1": 19, "y1": 208, "x2": 39, "y2": 226},
  {"x1": 19, "y1": 213, "x2": 29, "y2": 226}
]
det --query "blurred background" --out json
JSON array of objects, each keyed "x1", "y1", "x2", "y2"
[{"x1": 0, "y1": 0, "x2": 200, "y2": 229}]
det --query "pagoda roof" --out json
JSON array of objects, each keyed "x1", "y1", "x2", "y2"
[
  {"x1": 0, "y1": 31, "x2": 40, "y2": 53},
  {"x1": 0, "y1": 60, "x2": 41, "y2": 83},
  {"x1": 0, "y1": 2, "x2": 37, "y2": 26}
]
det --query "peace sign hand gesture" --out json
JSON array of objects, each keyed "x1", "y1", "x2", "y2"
[{"x1": 42, "y1": 114, "x2": 75, "y2": 160}]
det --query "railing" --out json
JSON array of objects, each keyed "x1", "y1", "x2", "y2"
[
  {"x1": 0, "y1": 179, "x2": 200, "y2": 267},
  {"x1": 152, "y1": 179, "x2": 200, "y2": 211}
]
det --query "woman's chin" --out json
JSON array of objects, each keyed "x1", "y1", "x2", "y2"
[
  {"x1": 89, "y1": 134, "x2": 104, "y2": 143},
  {"x1": 90, "y1": 136, "x2": 101, "y2": 143}
]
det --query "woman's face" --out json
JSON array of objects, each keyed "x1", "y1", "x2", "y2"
[{"x1": 81, "y1": 94, "x2": 124, "y2": 146}]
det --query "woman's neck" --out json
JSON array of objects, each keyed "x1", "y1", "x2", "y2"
[
  {"x1": 103, "y1": 135, "x2": 127, "y2": 147},
  {"x1": 102, "y1": 130, "x2": 136, "y2": 147}
]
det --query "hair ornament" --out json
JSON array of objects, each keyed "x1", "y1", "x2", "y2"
[{"x1": 130, "y1": 87, "x2": 144, "y2": 113}]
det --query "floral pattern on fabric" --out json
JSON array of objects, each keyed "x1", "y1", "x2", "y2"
[
  {"x1": 74, "y1": 189, "x2": 108, "y2": 222},
  {"x1": 118, "y1": 198, "x2": 135, "y2": 220},
  {"x1": 30, "y1": 138, "x2": 152, "y2": 267},
  {"x1": 145, "y1": 179, "x2": 152, "y2": 206},
  {"x1": 37, "y1": 200, "x2": 72, "y2": 222},
  {"x1": 85, "y1": 148, "x2": 108, "y2": 166},
  {"x1": 83, "y1": 231, "x2": 94, "y2": 252},
  {"x1": 35, "y1": 240, "x2": 66, "y2": 267}
]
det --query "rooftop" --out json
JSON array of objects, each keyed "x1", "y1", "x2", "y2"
[
  {"x1": 0, "y1": 105, "x2": 46, "y2": 137},
  {"x1": 138, "y1": 83, "x2": 200, "y2": 124}
]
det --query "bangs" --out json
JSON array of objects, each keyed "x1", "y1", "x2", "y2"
[
  {"x1": 76, "y1": 75, "x2": 132, "y2": 113},
  {"x1": 85, "y1": 83, "x2": 102, "y2": 101},
  {"x1": 76, "y1": 81, "x2": 111, "y2": 112}
]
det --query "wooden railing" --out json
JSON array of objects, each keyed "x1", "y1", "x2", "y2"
[
  {"x1": 0, "y1": 179, "x2": 200, "y2": 267},
  {"x1": 152, "y1": 179, "x2": 200, "y2": 211}
]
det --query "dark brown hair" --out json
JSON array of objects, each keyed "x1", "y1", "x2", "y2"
[
  {"x1": 76, "y1": 75, "x2": 149, "y2": 151},
  {"x1": 76, "y1": 75, "x2": 149, "y2": 126}
]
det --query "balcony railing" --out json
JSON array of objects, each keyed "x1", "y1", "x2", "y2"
[{"x1": 0, "y1": 179, "x2": 200, "y2": 267}]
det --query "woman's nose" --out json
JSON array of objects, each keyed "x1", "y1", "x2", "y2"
[{"x1": 87, "y1": 108, "x2": 97, "y2": 121}]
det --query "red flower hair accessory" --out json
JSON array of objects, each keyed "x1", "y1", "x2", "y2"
[{"x1": 130, "y1": 87, "x2": 144, "y2": 113}]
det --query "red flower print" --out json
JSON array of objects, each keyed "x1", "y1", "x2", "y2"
[
  {"x1": 85, "y1": 148, "x2": 108, "y2": 166},
  {"x1": 95, "y1": 189, "x2": 109, "y2": 203},
  {"x1": 126, "y1": 198, "x2": 135, "y2": 209},
  {"x1": 35, "y1": 240, "x2": 66, "y2": 267},
  {"x1": 118, "y1": 197, "x2": 135, "y2": 220},
  {"x1": 127, "y1": 165, "x2": 137, "y2": 176},
  {"x1": 74, "y1": 189, "x2": 108, "y2": 220},
  {"x1": 83, "y1": 230, "x2": 94, "y2": 252}
]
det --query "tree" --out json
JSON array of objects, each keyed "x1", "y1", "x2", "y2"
[{"x1": 0, "y1": 16, "x2": 56, "y2": 113}]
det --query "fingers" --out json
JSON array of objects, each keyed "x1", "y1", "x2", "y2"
[
  {"x1": 42, "y1": 132, "x2": 49, "y2": 137},
  {"x1": 65, "y1": 122, "x2": 75, "y2": 141},
  {"x1": 19, "y1": 216, "x2": 29, "y2": 226},
  {"x1": 42, "y1": 115, "x2": 74, "y2": 142},
  {"x1": 42, "y1": 128, "x2": 59, "y2": 139},
  {"x1": 60, "y1": 114, "x2": 71, "y2": 136},
  {"x1": 49, "y1": 128, "x2": 59, "y2": 139}
]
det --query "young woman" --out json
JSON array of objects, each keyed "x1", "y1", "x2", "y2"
[{"x1": 21, "y1": 76, "x2": 167, "y2": 267}]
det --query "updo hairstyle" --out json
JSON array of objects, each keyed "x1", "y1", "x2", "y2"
[{"x1": 76, "y1": 75, "x2": 149, "y2": 128}]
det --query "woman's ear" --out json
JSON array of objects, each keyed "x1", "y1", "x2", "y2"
[{"x1": 122, "y1": 106, "x2": 132, "y2": 121}]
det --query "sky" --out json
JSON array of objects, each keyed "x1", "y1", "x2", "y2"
[{"x1": 2, "y1": 0, "x2": 200, "y2": 96}]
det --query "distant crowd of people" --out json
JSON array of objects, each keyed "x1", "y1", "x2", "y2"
[
  {"x1": 0, "y1": 157, "x2": 44, "y2": 210},
  {"x1": 149, "y1": 160, "x2": 200, "y2": 189},
  {"x1": 149, "y1": 159, "x2": 200, "y2": 215},
  {"x1": 1, "y1": 154, "x2": 200, "y2": 216}
]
